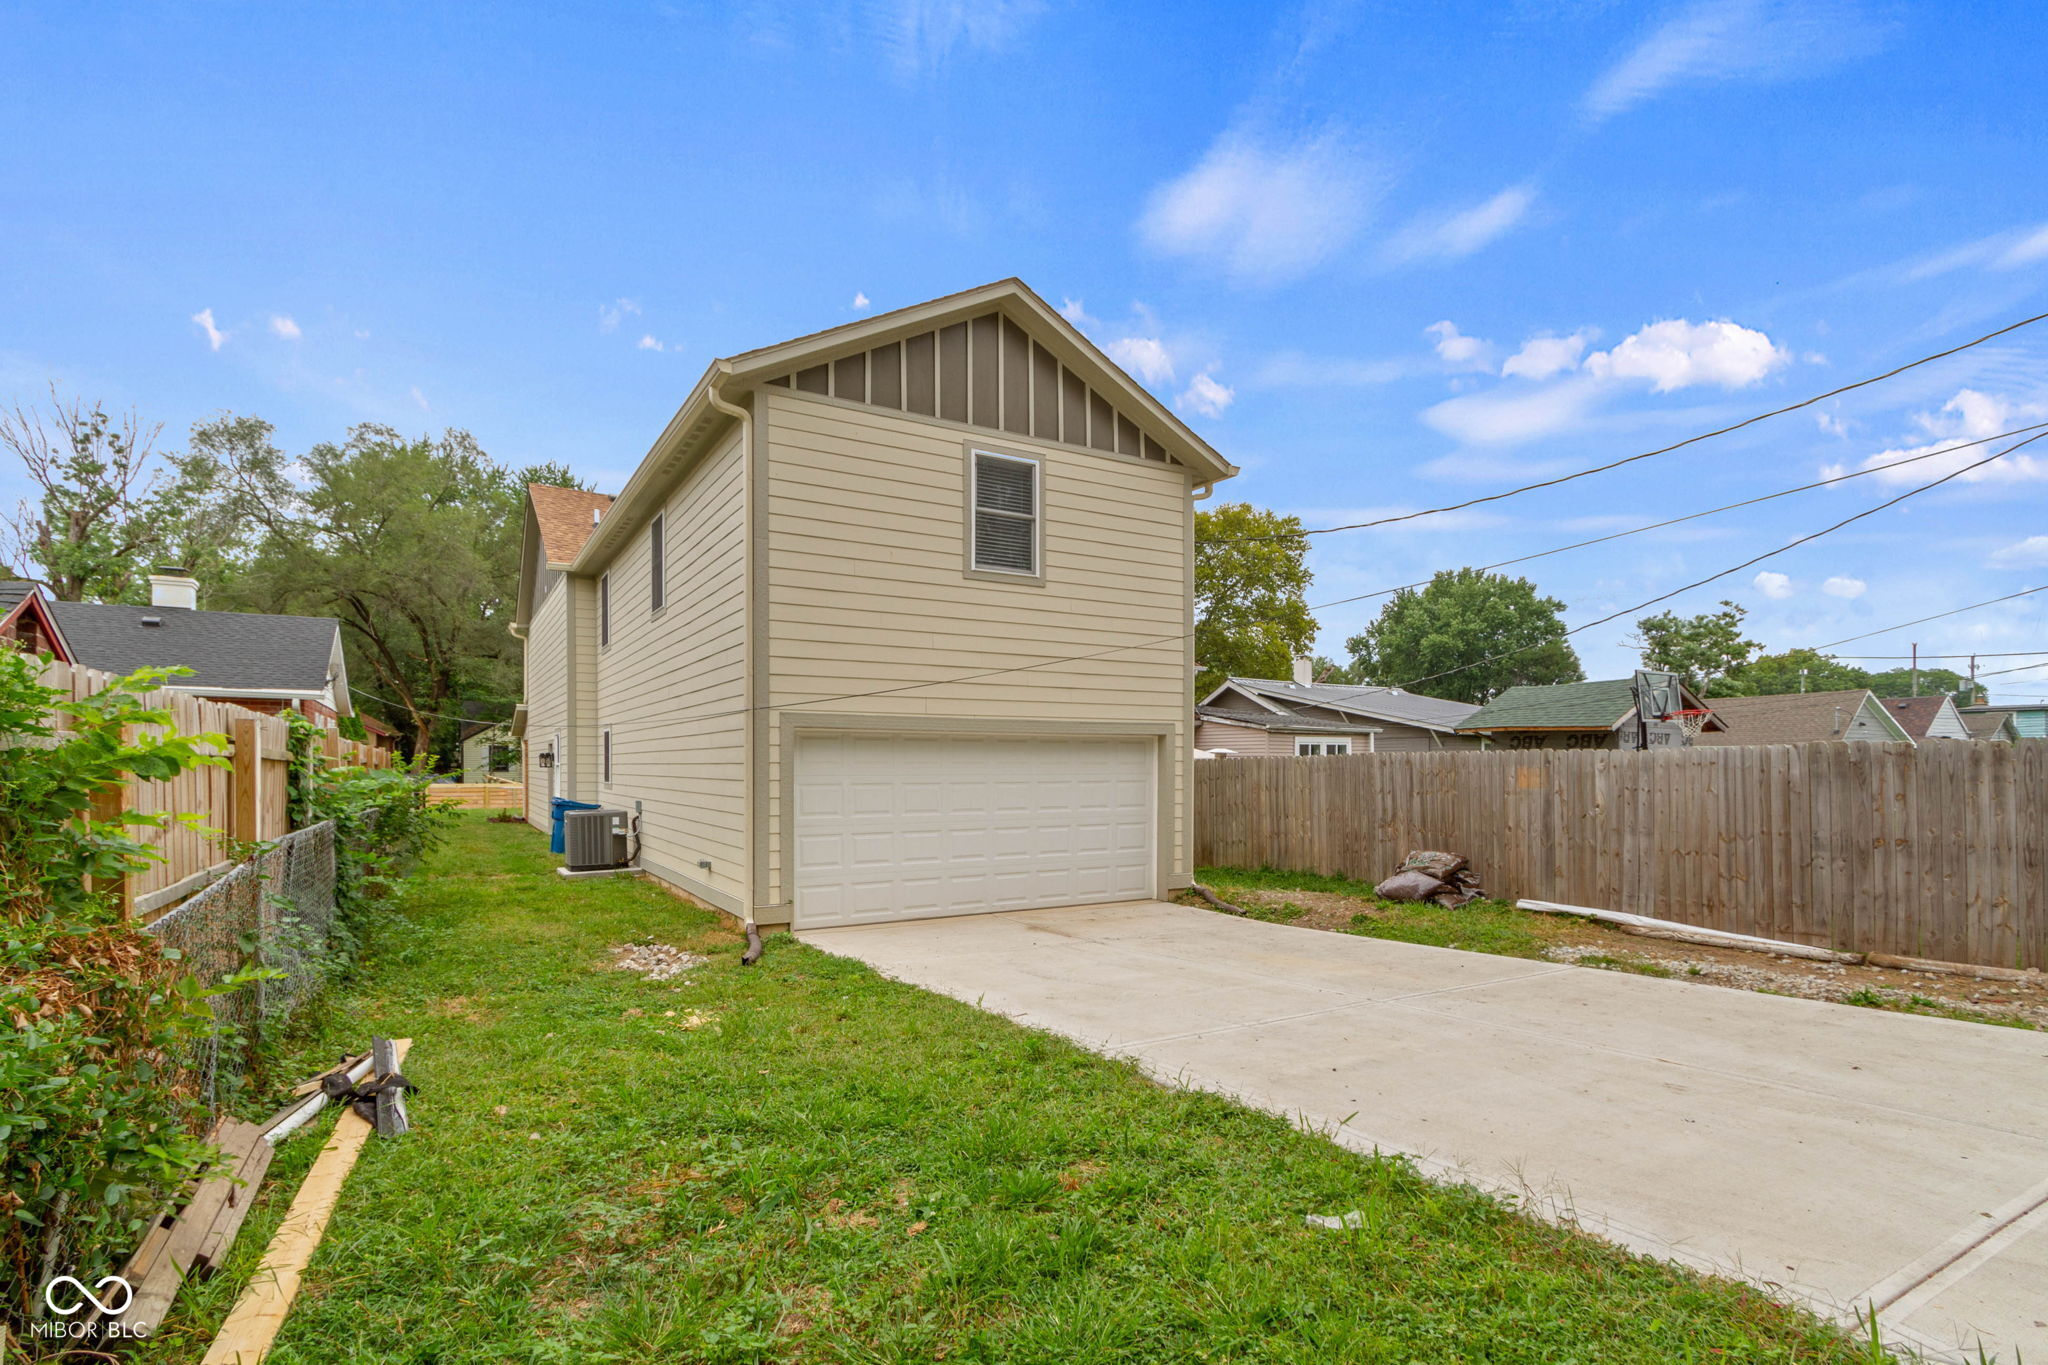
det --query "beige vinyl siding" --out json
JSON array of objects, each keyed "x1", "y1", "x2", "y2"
[
  {"x1": 1194, "y1": 719, "x2": 1301, "y2": 756},
  {"x1": 760, "y1": 390, "x2": 1193, "y2": 913},
  {"x1": 1921, "y1": 701, "x2": 1972, "y2": 741},
  {"x1": 522, "y1": 570, "x2": 570, "y2": 830},
  {"x1": 569, "y1": 576, "x2": 600, "y2": 796},
  {"x1": 589, "y1": 432, "x2": 749, "y2": 908}
]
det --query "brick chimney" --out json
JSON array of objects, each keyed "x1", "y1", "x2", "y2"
[{"x1": 148, "y1": 565, "x2": 198, "y2": 610}]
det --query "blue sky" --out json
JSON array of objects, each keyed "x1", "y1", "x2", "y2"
[{"x1": 5, "y1": 0, "x2": 2047, "y2": 697}]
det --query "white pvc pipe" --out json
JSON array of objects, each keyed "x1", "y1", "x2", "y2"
[
  {"x1": 1515, "y1": 899, "x2": 1859, "y2": 963},
  {"x1": 263, "y1": 1055, "x2": 376, "y2": 1144}
]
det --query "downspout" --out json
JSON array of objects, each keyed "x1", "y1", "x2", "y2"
[{"x1": 706, "y1": 371, "x2": 766, "y2": 967}]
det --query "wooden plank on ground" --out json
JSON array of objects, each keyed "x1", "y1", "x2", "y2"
[
  {"x1": 121, "y1": 1119, "x2": 271, "y2": 1338},
  {"x1": 200, "y1": 1039, "x2": 410, "y2": 1365}
]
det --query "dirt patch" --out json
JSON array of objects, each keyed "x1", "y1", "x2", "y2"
[{"x1": 1192, "y1": 884, "x2": 2047, "y2": 1030}]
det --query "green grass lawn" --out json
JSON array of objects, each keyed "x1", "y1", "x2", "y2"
[
  {"x1": 1194, "y1": 865, "x2": 1570, "y2": 959},
  {"x1": 142, "y1": 816, "x2": 1891, "y2": 1363}
]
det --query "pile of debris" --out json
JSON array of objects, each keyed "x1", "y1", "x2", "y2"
[
  {"x1": 608, "y1": 940, "x2": 707, "y2": 981},
  {"x1": 1373, "y1": 850, "x2": 1485, "y2": 908}
]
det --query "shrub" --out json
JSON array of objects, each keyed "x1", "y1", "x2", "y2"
[{"x1": 0, "y1": 653, "x2": 263, "y2": 1331}]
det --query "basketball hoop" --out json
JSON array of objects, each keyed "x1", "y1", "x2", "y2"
[{"x1": 1666, "y1": 708, "x2": 1713, "y2": 741}]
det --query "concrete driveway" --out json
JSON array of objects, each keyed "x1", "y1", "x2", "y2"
[{"x1": 800, "y1": 900, "x2": 2048, "y2": 1363}]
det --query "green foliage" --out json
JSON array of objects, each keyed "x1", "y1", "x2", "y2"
[
  {"x1": 191, "y1": 418, "x2": 526, "y2": 761},
  {"x1": 1345, "y1": 568, "x2": 1583, "y2": 705},
  {"x1": 517, "y1": 460, "x2": 589, "y2": 490},
  {"x1": 0, "y1": 653, "x2": 264, "y2": 1326},
  {"x1": 1193, "y1": 503, "x2": 1317, "y2": 697},
  {"x1": 284, "y1": 710, "x2": 453, "y2": 930},
  {"x1": 1718, "y1": 649, "x2": 1976, "y2": 703},
  {"x1": 1632, "y1": 600, "x2": 1760, "y2": 695},
  {"x1": 1863, "y1": 666, "x2": 1972, "y2": 704}
]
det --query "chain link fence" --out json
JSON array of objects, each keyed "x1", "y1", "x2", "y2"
[{"x1": 144, "y1": 820, "x2": 339, "y2": 1108}]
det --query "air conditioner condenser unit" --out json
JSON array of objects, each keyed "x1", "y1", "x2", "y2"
[{"x1": 562, "y1": 807, "x2": 631, "y2": 872}]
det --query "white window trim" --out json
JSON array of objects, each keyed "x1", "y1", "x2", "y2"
[
  {"x1": 1296, "y1": 738, "x2": 1351, "y2": 756},
  {"x1": 962, "y1": 444, "x2": 1045, "y2": 586}
]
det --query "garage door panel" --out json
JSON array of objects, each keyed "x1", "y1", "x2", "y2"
[{"x1": 794, "y1": 734, "x2": 1155, "y2": 928}]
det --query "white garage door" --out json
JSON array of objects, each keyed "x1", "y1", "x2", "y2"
[{"x1": 793, "y1": 733, "x2": 1155, "y2": 928}]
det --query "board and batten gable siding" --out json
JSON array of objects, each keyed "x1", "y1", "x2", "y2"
[
  {"x1": 587, "y1": 431, "x2": 750, "y2": 912},
  {"x1": 522, "y1": 570, "x2": 571, "y2": 830},
  {"x1": 758, "y1": 387, "x2": 1194, "y2": 915}
]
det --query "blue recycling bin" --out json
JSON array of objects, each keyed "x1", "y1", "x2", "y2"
[{"x1": 550, "y1": 797, "x2": 600, "y2": 855}]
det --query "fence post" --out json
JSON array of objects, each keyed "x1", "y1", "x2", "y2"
[
  {"x1": 230, "y1": 716, "x2": 262, "y2": 845},
  {"x1": 88, "y1": 732, "x2": 134, "y2": 920}
]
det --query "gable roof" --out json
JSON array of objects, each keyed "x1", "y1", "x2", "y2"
[
  {"x1": 1962, "y1": 709, "x2": 2018, "y2": 740},
  {"x1": 0, "y1": 580, "x2": 73, "y2": 661},
  {"x1": 1878, "y1": 694, "x2": 1958, "y2": 740},
  {"x1": 0, "y1": 581, "x2": 31, "y2": 617},
  {"x1": 1457, "y1": 678, "x2": 1642, "y2": 732},
  {"x1": 1205, "y1": 677, "x2": 1478, "y2": 733},
  {"x1": 529, "y1": 484, "x2": 615, "y2": 565},
  {"x1": 1195, "y1": 705, "x2": 1381, "y2": 735},
  {"x1": 48, "y1": 600, "x2": 343, "y2": 696},
  {"x1": 1692, "y1": 689, "x2": 1909, "y2": 745},
  {"x1": 571, "y1": 278, "x2": 1238, "y2": 576}
]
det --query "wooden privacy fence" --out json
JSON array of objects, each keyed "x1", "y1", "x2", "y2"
[
  {"x1": 1194, "y1": 741, "x2": 2048, "y2": 970},
  {"x1": 34, "y1": 661, "x2": 390, "y2": 922},
  {"x1": 424, "y1": 779, "x2": 521, "y2": 810}
]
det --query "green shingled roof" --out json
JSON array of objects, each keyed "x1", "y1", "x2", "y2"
[{"x1": 1454, "y1": 678, "x2": 1640, "y2": 731}]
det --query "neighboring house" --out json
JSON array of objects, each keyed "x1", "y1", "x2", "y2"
[
  {"x1": 513, "y1": 278, "x2": 1237, "y2": 932},
  {"x1": 1195, "y1": 668, "x2": 1480, "y2": 755},
  {"x1": 1961, "y1": 709, "x2": 2022, "y2": 742},
  {"x1": 1960, "y1": 702, "x2": 2048, "y2": 740},
  {"x1": 1455, "y1": 677, "x2": 1724, "y2": 749},
  {"x1": 460, "y1": 720, "x2": 521, "y2": 783},
  {"x1": 1693, "y1": 688, "x2": 1912, "y2": 747},
  {"x1": 0, "y1": 580, "x2": 72, "y2": 659},
  {"x1": 1879, "y1": 694, "x2": 1972, "y2": 742},
  {"x1": 48, "y1": 568, "x2": 353, "y2": 723}
]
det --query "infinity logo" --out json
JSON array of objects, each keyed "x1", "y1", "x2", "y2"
[{"x1": 43, "y1": 1274, "x2": 134, "y2": 1316}]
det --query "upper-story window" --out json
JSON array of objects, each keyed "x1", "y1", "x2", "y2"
[
  {"x1": 599, "y1": 572, "x2": 611, "y2": 647},
  {"x1": 649, "y1": 513, "x2": 666, "y2": 613},
  {"x1": 969, "y1": 450, "x2": 1039, "y2": 576}
]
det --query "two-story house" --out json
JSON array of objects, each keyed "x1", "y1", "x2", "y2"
[{"x1": 512, "y1": 279, "x2": 1237, "y2": 933}]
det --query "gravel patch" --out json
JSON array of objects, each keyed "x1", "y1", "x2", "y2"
[{"x1": 607, "y1": 940, "x2": 708, "y2": 982}]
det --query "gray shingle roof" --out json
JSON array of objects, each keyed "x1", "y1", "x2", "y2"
[
  {"x1": 47, "y1": 601, "x2": 340, "y2": 693},
  {"x1": 0, "y1": 580, "x2": 36, "y2": 619},
  {"x1": 1195, "y1": 705, "x2": 1380, "y2": 735},
  {"x1": 1455, "y1": 678, "x2": 1641, "y2": 731},
  {"x1": 1214, "y1": 677, "x2": 1479, "y2": 731}
]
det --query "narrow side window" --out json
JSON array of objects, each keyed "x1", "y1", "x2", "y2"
[
  {"x1": 650, "y1": 514, "x2": 666, "y2": 612},
  {"x1": 970, "y1": 450, "x2": 1038, "y2": 575}
]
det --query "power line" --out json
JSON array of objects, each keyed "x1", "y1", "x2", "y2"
[
  {"x1": 1835, "y1": 650, "x2": 2048, "y2": 660},
  {"x1": 1306, "y1": 421, "x2": 2048, "y2": 613},
  {"x1": 349, "y1": 685, "x2": 516, "y2": 726},
  {"x1": 1382, "y1": 430, "x2": 2048, "y2": 694},
  {"x1": 1814, "y1": 583, "x2": 2048, "y2": 649},
  {"x1": 1196, "y1": 309, "x2": 2048, "y2": 547}
]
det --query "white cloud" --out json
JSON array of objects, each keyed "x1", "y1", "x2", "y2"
[
  {"x1": 1178, "y1": 372, "x2": 1234, "y2": 419},
  {"x1": 1753, "y1": 570, "x2": 1795, "y2": 599},
  {"x1": 852, "y1": 291, "x2": 871, "y2": 311},
  {"x1": 1138, "y1": 128, "x2": 1381, "y2": 285},
  {"x1": 637, "y1": 334, "x2": 665, "y2": 352},
  {"x1": 192, "y1": 308, "x2": 227, "y2": 351},
  {"x1": 1106, "y1": 335, "x2": 1174, "y2": 387},
  {"x1": 1989, "y1": 535, "x2": 2048, "y2": 569},
  {"x1": 872, "y1": 0, "x2": 1047, "y2": 78},
  {"x1": 1815, "y1": 409, "x2": 1850, "y2": 437},
  {"x1": 1583, "y1": 0, "x2": 1883, "y2": 121},
  {"x1": 1421, "y1": 374, "x2": 1602, "y2": 446},
  {"x1": 353, "y1": 328, "x2": 371, "y2": 340},
  {"x1": 1855, "y1": 389, "x2": 2048, "y2": 486},
  {"x1": 598, "y1": 298, "x2": 640, "y2": 333},
  {"x1": 2001, "y1": 222, "x2": 2048, "y2": 268},
  {"x1": 1584, "y1": 318, "x2": 1788, "y2": 392},
  {"x1": 1822, "y1": 576, "x2": 1867, "y2": 599},
  {"x1": 410, "y1": 386, "x2": 430, "y2": 412},
  {"x1": 1058, "y1": 297, "x2": 1090, "y2": 325},
  {"x1": 270, "y1": 315, "x2": 302, "y2": 340},
  {"x1": 1382, "y1": 185, "x2": 1536, "y2": 265},
  {"x1": 1501, "y1": 330, "x2": 1593, "y2": 382},
  {"x1": 1425, "y1": 321, "x2": 1493, "y2": 371}
]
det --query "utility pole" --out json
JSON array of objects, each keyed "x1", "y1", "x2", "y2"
[
  {"x1": 1911, "y1": 642, "x2": 1919, "y2": 697},
  {"x1": 1970, "y1": 653, "x2": 1979, "y2": 704}
]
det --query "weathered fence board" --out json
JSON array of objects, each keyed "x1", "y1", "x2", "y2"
[
  {"x1": 32, "y1": 660, "x2": 388, "y2": 921},
  {"x1": 1194, "y1": 741, "x2": 2048, "y2": 970}
]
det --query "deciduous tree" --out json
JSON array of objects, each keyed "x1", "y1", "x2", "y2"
[
  {"x1": 1193, "y1": 503, "x2": 1316, "y2": 697},
  {"x1": 1630, "y1": 600, "x2": 1759, "y2": 695},
  {"x1": 1344, "y1": 569, "x2": 1581, "y2": 705}
]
